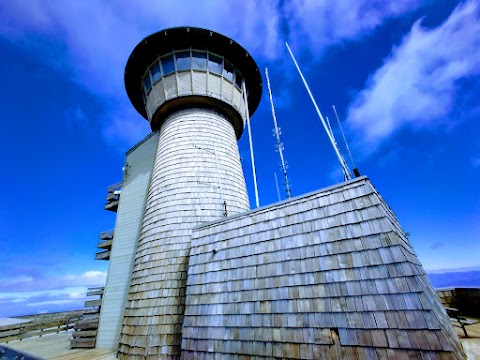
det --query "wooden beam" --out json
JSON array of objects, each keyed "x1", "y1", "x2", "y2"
[
  {"x1": 72, "y1": 330, "x2": 98, "y2": 338},
  {"x1": 97, "y1": 240, "x2": 112, "y2": 249}
]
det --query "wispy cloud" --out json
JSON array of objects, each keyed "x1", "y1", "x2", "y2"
[
  {"x1": 0, "y1": 289, "x2": 90, "y2": 317},
  {"x1": 346, "y1": 0, "x2": 480, "y2": 151},
  {"x1": 430, "y1": 241, "x2": 445, "y2": 250},
  {"x1": 283, "y1": 0, "x2": 422, "y2": 55},
  {"x1": 102, "y1": 105, "x2": 151, "y2": 148},
  {"x1": 0, "y1": 0, "x2": 283, "y2": 149},
  {"x1": 0, "y1": 0, "x2": 425, "y2": 149},
  {"x1": 0, "y1": 270, "x2": 106, "y2": 293},
  {"x1": 0, "y1": 270, "x2": 106, "y2": 317}
]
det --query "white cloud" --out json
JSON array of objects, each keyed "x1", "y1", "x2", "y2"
[
  {"x1": 0, "y1": 270, "x2": 107, "y2": 316},
  {"x1": 0, "y1": 0, "x2": 282, "y2": 147},
  {"x1": 346, "y1": 0, "x2": 480, "y2": 150},
  {"x1": 0, "y1": 270, "x2": 107, "y2": 292},
  {"x1": 0, "y1": 287, "x2": 92, "y2": 317},
  {"x1": 0, "y1": 0, "x2": 424, "y2": 149},
  {"x1": 0, "y1": 0, "x2": 283, "y2": 94},
  {"x1": 63, "y1": 271, "x2": 107, "y2": 286},
  {"x1": 114, "y1": 0, "x2": 282, "y2": 59},
  {"x1": 284, "y1": 0, "x2": 422, "y2": 54},
  {"x1": 102, "y1": 105, "x2": 151, "y2": 148}
]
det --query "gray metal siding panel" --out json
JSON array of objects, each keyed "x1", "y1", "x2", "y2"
[{"x1": 96, "y1": 132, "x2": 158, "y2": 349}]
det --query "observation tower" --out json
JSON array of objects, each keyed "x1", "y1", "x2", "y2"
[
  {"x1": 95, "y1": 26, "x2": 464, "y2": 360},
  {"x1": 98, "y1": 27, "x2": 262, "y2": 359}
]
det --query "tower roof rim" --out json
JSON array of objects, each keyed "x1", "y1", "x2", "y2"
[{"x1": 124, "y1": 26, "x2": 263, "y2": 121}]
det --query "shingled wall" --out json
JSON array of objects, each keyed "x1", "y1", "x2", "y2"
[{"x1": 182, "y1": 176, "x2": 465, "y2": 359}]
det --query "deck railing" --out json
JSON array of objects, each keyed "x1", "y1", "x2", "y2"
[{"x1": 0, "y1": 316, "x2": 80, "y2": 343}]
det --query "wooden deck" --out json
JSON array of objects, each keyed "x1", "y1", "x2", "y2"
[
  {"x1": 454, "y1": 317, "x2": 480, "y2": 360},
  {"x1": 3, "y1": 320, "x2": 480, "y2": 360},
  {"x1": 4, "y1": 332, "x2": 117, "y2": 359}
]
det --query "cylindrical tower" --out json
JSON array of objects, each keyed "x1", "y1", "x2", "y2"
[{"x1": 117, "y1": 27, "x2": 262, "y2": 359}]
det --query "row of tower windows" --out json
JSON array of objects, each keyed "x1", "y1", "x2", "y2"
[{"x1": 142, "y1": 50, "x2": 244, "y2": 96}]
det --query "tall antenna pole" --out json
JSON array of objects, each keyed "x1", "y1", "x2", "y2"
[
  {"x1": 326, "y1": 116, "x2": 334, "y2": 138},
  {"x1": 326, "y1": 116, "x2": 349, "y2": 181},
  {"x1": 274, "y1": 172, "x2": 281, "y2": 202},
  {"x1": 265, "y1": 67, "x2": 292, "y2": 198},
  {"x1": 242, "y1": 81, "x2": 260, "y2": 208},
  {"x1": 333, "y1": 105, "x2": 360, "y2": 177},
  {"x1": 285, "y1": 42, "x2": 352, "y2": 181}
]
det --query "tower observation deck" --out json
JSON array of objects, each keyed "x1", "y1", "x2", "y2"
[
  {"x1": 124, "y1": 26, "x2": 262, "y2": 137},
  {"x1": 106, "y1": 27, "x2": 262, "y2": 359}
]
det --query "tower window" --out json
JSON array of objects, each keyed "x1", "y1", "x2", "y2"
[
  {"x1": 208, "y1": 54, "x2": 223, "y2": 75},
  {"x1": 175, "y1": 51, "x2": 191, "y2": 71},
  {"x1": 142, "y1": 50, "x2": 246, "y2": 97},
  {"x1": 223, "y1": 60, "x2": 234, "y2": 82},
  {"x1": 161, "y1": 54, "x2": 175, "y2": 75},
  {"x1": 143, "y1": 73, "x2": 152, "y2": 93},
  {"x1": 192, "y1": 51, "x2": 207, "y2": 71},
  {"x1": 235, "y1": 70, "x2": 243, "y2": 89},
  {"x1": 151, "y1": 61, "x2": 162, "y2": 83}
]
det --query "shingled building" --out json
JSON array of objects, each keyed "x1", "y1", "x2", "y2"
[{"x1": 95, "y1": 27, "x2": 465, "y2": 359}]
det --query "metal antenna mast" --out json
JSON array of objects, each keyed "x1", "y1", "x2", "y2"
[
  {"x1": 325, "y1": 116, "x2": 334, "y2": 139},
  {"x1": 285, "y1": 42, "x2": 352, "y2": 181},
  {"x1": 242, "y1": 81, "x2": 260, "y2": 208},
  {"x1": 273, "y1": 172, "x2": 281, "y2": 202},
  {"x1": 333, "y1": 105, "x2": 360, "y2": 177},
  {"x1": 326, "y1": 115, "x2": 351, "y2": 181},
  {"x1": 265, "y1": 67, "x2": 292, "y2": 198}
]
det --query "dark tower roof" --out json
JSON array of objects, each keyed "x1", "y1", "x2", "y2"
[{"x1": 125, "y1": 26, "x2": 263, "y2": 120}]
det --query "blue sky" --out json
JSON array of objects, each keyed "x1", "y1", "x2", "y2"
[{"x1": 0, "y1": 0, "x2": 479, "y2": 317}]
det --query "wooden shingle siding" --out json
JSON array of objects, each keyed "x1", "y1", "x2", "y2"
[
  {"x1": 182, "y1": 177, "x2": 464, "y2": 359},
  {"x1": 117, "y1": 109, "x2": 250, "y2": 359}
]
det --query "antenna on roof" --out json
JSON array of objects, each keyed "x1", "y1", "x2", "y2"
[
  {"x1": 325, "y1": 116, "x2": 334, "y2": 138},
  {"x1": 265, "y1": 67, "x2": 292, "y2": 198},
  {"x1": 273, "y1": 172, "x2": 281, "y2": 202},
  {"x1": 325, "y1": 115, "x2": 343, "y2": 160},
  {"x1": 326, "y1": 115, "x2": 351, "y2": 181},
  {"x1": 242, "y1": 81, "x2": 260, "y2": 207},
  {"x1": 332, "y1": 105, "x2": 360, "y2": 177},
  {"x1": 285, "y1": 42, "x2": 352, "y2": 181}
]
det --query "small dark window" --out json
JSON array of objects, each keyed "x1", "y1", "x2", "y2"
[
  {"x1": 175, "y1": 51, "x2": 191, "y2": 71},
  {"x1": 192, "y1": 51, "x2": 207, "y2": 71},
  {"x1": 143, "y1": 74, "x2": 152, "y2": 93},
  {"x1": 161, "y1": 54, "x2": 175, "y2": 75},
  {"x1": 208, "y1": 54, "x2": 223, "y2": 74},
  {"x1": 151, "y1": 61, "x2": 161, "y2": 83},
  {"x1": 235, "y1": 70, "x2": 243, "y2": 89},
  {"x1": 223, "y1": 60, "x2": 234, "y2": 82}
]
